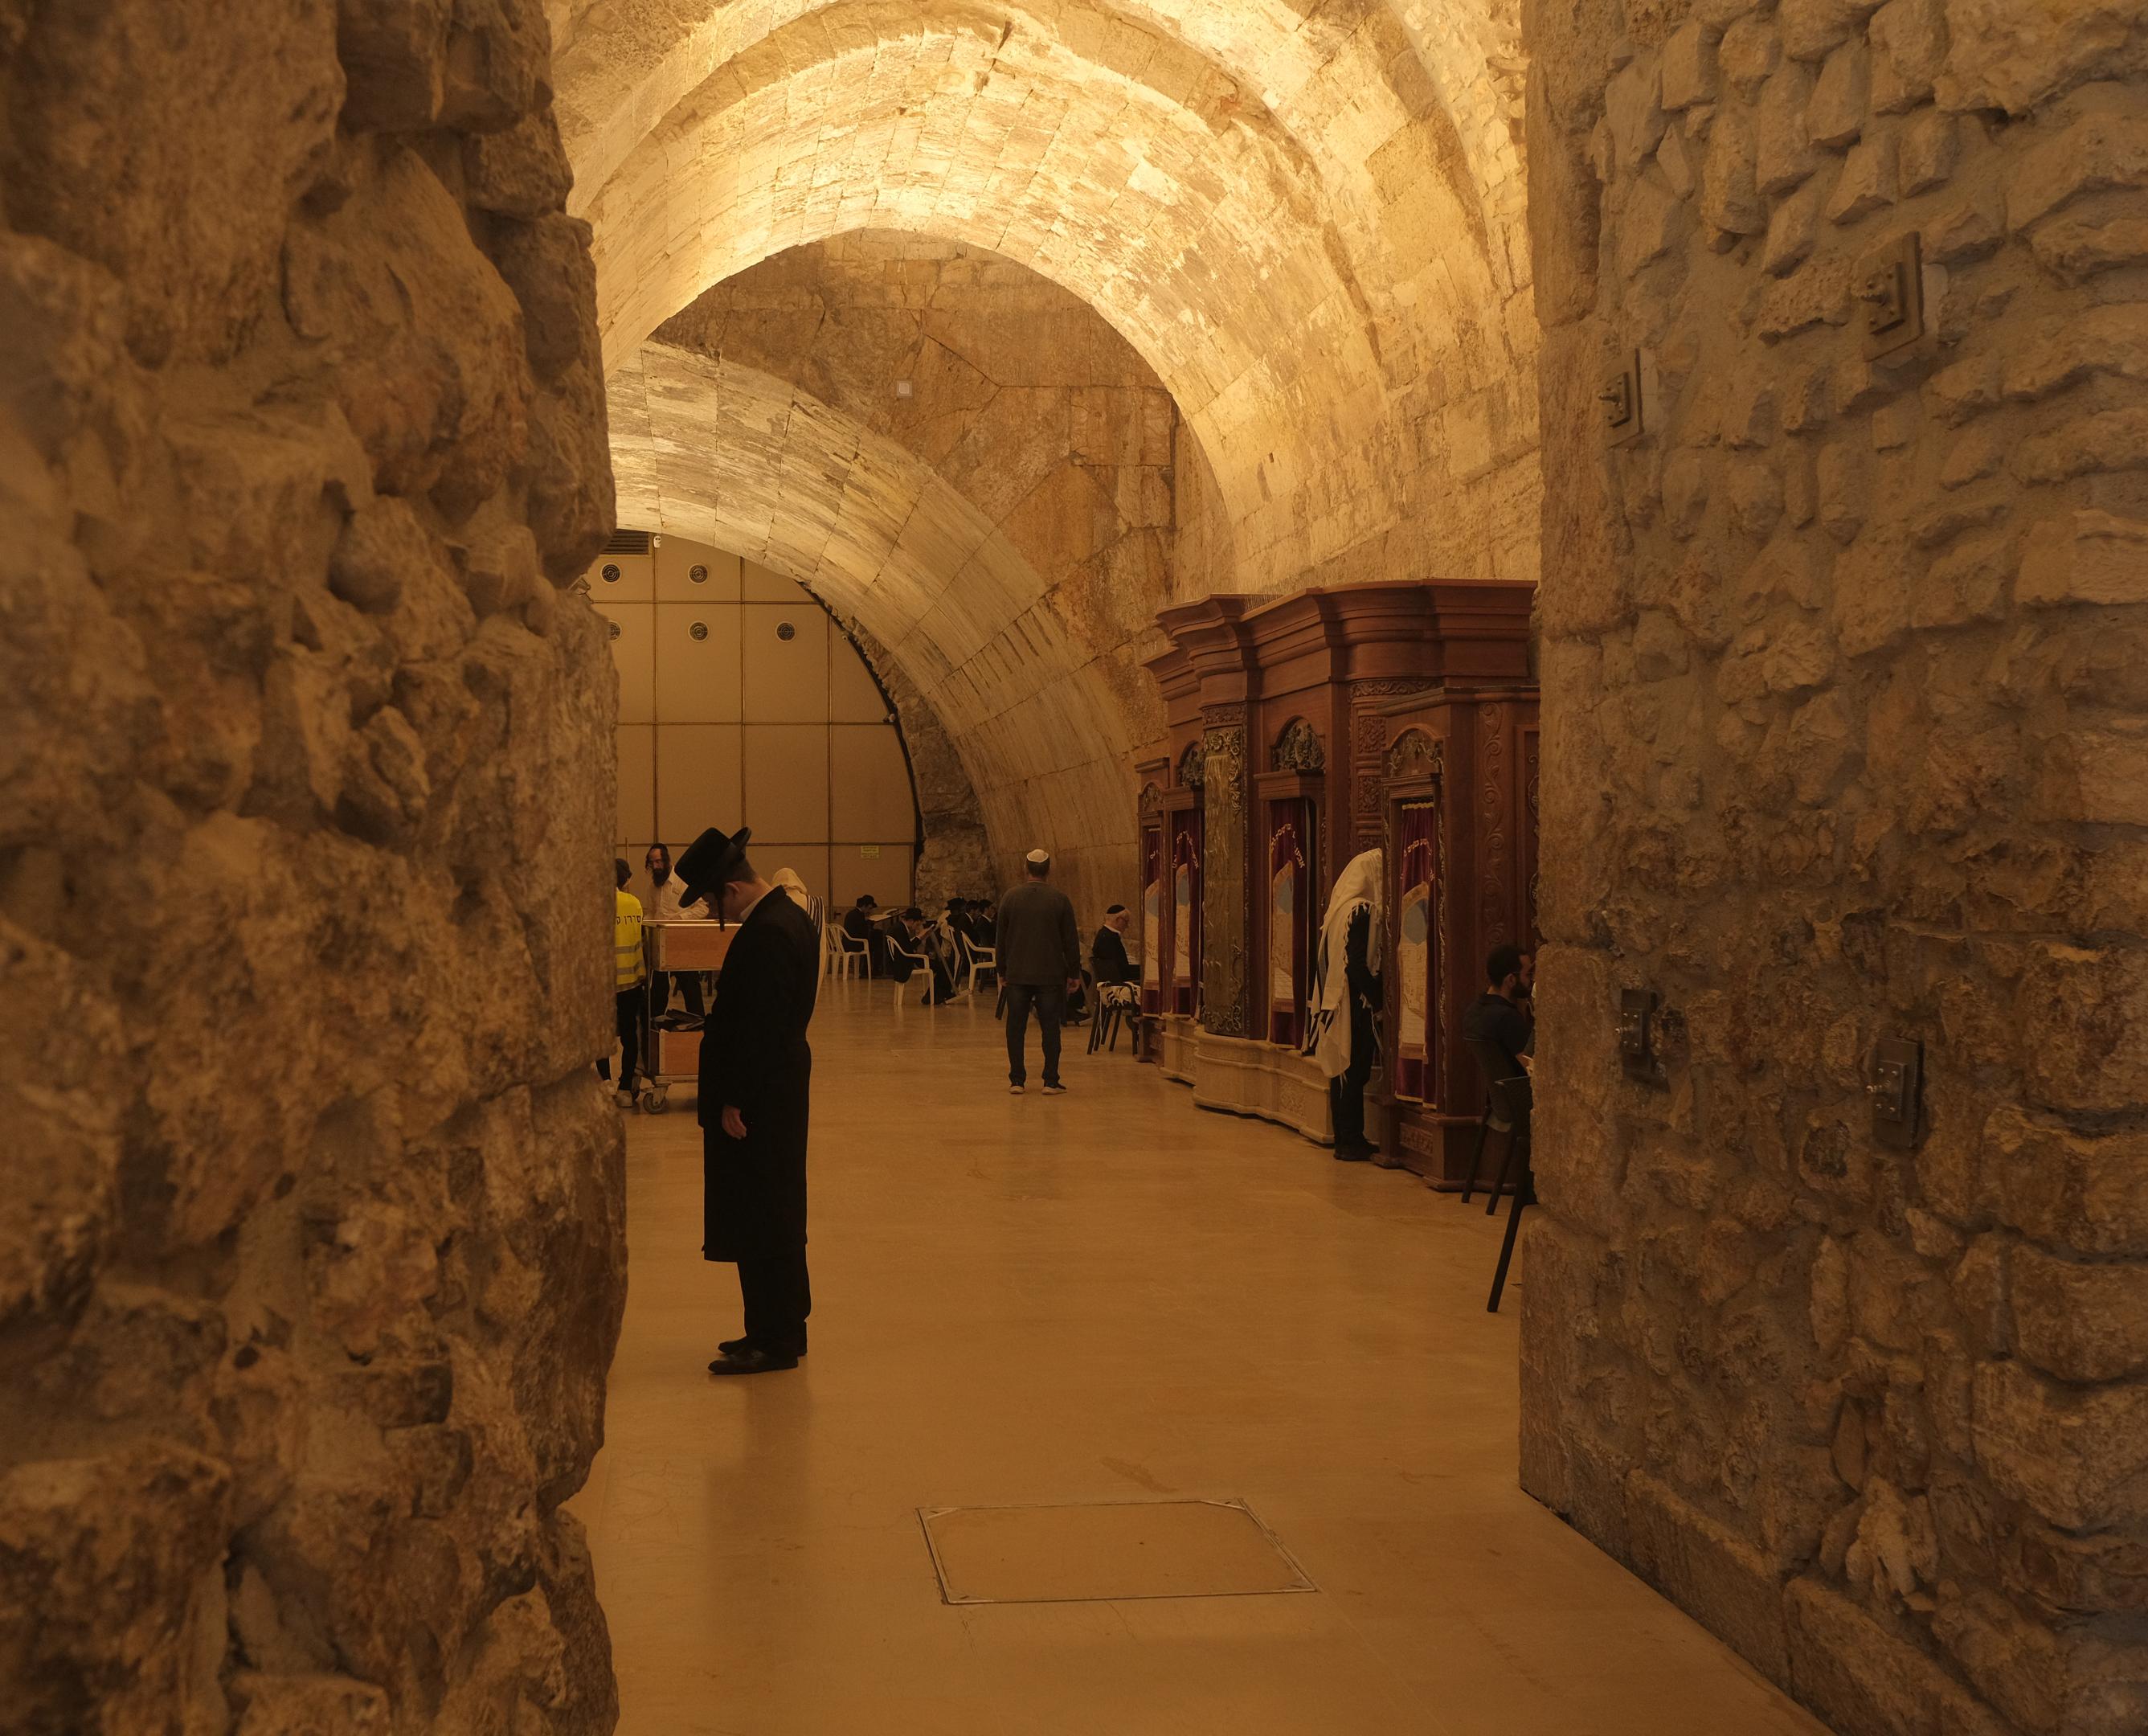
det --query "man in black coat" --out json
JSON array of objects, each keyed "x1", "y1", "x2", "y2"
[
  {"x1": 677, "y1": 825, "x2": 821, "y2": 1376},
  {"x1": 840, "y1": 892, "x2": 887, "y2": 976},
  {"x1": 1090, "y1": 904, "x2": 1135, "y2": 986}
]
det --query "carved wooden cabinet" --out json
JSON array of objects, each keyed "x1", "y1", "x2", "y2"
[
  {"x1": 1371, "y1": 684, "x2": 1541, "y2": 1180},
  {"x1": 1140, "y1": 581, "x2": 1536, "y2": 1164}
]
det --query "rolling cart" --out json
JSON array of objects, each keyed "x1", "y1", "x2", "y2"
[{"x1": 638, "y1": 920, "x2": 735, "y2": 1113}]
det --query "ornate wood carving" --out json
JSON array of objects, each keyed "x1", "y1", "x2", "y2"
[
  {"x1": 1200, "y1": 714, "x2": 1248, "y2": 1038},
  {"x1": 1271, "y1": 718, "x2": 1324, "y2": 774},
  {"x1": 1399, "y1": 1120, "x2": 1440, "y2": 1159},
  {"x1": 1385, "y1": 728, "x2": 1442, "y2": 784},
  {"x1": 1523, "y1": 728, "x2": 1541, "y2": 944},
  {"x1": 1352, "y1": 709, "x2": 1386, "y2": 853},
  {"x1": 1350, "y1": 678, "x2": 1430, "y2": 854},
  {"x1": 1176, "y1": 740, "x2": 1205, "y2": 791},
  {"x1": 1479, "y1": 703, "x2": 1511, "y2": 949},
  {"x1": 1138, "y1": 781, "x2": 1163, "y2": 820}
]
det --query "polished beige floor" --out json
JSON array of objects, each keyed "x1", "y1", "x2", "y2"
[{"x1": 573, "y1": 984, "x2": 1826, "y2": 1735}]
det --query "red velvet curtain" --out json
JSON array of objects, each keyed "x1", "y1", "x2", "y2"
[
  {"x1": 1392, "y1": 800, "x2": 1440, "y2": 1103},
  {"x1": 1266, "y1": 801, "x2": 1312, "y2": 1046}
]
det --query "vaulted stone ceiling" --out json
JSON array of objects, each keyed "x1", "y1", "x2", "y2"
[
  {"x1": 553, "y1": 0, "x2": 1541, "y2": 895},
  {"x1": 552, "y1": 0, "x2": 1539, "y2": 576},
  {"x1": 612, "y1": 340, "x2": 1143, "y2": 892}
]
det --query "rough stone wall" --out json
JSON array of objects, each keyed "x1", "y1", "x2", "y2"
[
  {"x1": 656, "y1": 231, "x2": 1180, "y2": 769},
  {"x1": 843, "y1": 625, "x2": 994, "y2": 909},
  {"x1": 1524, "y1": 0, "x2": 2148, "y2": 1730},
  {"x1": 0, "y1": 3, "x2": 624, "y2": 1730}
]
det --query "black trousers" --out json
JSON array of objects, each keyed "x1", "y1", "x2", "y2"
[
  {"x1": 737, "y1": 1248, "x2": 811, "y2": 1354},
  {"x1": 1005, "y1": 982, "x2": 1066, "y2": 1086},
  {"x1": 1330, "y1": 1006, "x2": 1375, "y2": 1152},
  {"x1": 657, "y1": 971, "x2": 705, "y2": 1017},
  {"x1": 598, "y1": 987, "x2": 644, "y2": 1087}
]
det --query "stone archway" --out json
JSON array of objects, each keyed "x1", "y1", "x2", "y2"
[
  {"x1": 611, "y1": 342, "x2": 1142, "y2": 904},
  {"x1": 11, "y1": 2, "x2": 2148, "y2": 1733}
]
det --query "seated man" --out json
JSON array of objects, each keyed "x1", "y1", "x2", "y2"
[
  {"x1": 1090, "y1": 904, "x2": 1135, "y2": 988},
  {"x1": 840, "y1": 893, "x2": 888, "y2": 976},
  {"x1": 886, "y1": 908, "x2": 957, "y2": 1004},
  {"x1": 1462, "y1": 943, "x2": 1536, "y2": 1126}
]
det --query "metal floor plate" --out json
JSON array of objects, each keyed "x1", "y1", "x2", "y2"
[{"x1": 919, "y1": 1498, "x2": 1316, "y2": 1606}]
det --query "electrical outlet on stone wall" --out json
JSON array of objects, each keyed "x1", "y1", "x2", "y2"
[
  {"x1": 1601, "y1": 349, "x2": 1655, "y2": 448},
  {"x1": 1858, "y1": 232, "x2": 1925, "y2": 359},
  {"x1": 1868, "y1": 1037, "x2": 1925, "y2": 1148}
]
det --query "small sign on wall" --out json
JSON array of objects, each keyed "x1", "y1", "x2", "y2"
[{"x1": 860, "y1": 845, "x2": 882, "y2": 858}]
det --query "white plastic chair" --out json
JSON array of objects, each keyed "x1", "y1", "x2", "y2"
[
  {"x1": 966, "y1": 943, "x2": 997, "y2": 997},
  {"x1": 830, "y1": 929, "x2": 868, "y2": 981},
  {"x1": 888, "y1": 936, "x2": 935, "y2": 1008}
]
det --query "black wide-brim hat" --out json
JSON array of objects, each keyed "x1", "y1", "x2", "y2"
[{"x1": 677, "y1": 825, "x2": 751, "y2": 909}]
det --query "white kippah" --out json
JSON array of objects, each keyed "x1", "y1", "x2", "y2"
[{"x1": 1025, "y1": 848, "x2": 1050, "y2": 865}]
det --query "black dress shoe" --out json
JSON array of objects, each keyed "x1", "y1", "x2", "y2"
[
  {"x1": 717, "y1": 1336, "x2": 807, "y2": 1358},
  {"x1": 1333, "y1": 1145, "x2": 1373, "y2": 1162},
  {"x1": 707, "y1": 1347, "x2": 799, "y2": 1375}
]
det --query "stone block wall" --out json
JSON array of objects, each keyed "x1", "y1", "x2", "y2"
[
  {"x1": 0, "y1": 2, "x2": 624, "y2": 1729},
  {"x1": 1523, "y1": 0, "x2": 2148, "y2": 1730},
  {"x1": 841, "y1": 623, "x2": 995, "y2": 909}
]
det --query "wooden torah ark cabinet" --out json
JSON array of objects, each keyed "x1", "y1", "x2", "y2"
[{"x1": 1139, "y1": 580, "x2": 1537, "y2": 1177}]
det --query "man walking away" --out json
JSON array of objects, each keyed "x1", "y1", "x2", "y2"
[
  {"x1": 679, "y1": 825, "x2": 821, "y2": 1376},
  {"x1": 599, "y1": 858, "x2": 648, "y2": 1108},
  {"x1": 996, "y1": 848, "x2": 1080, "y2": 1095}
]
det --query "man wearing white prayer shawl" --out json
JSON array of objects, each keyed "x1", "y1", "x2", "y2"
[{"x1": 1304, "y1": 849, "x2": 1386, "y2": 1161}]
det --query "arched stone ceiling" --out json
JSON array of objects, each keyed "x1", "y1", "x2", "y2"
[
  {"x1": 612, "y1": 342, "x2": 1139, "y2": 903},
  {"x1": 555, "y1": 0, "x2": 1538, "y2": 591}
]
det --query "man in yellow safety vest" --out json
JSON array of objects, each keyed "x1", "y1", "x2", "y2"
[{"x1": 600, "y1": 858, "x2": 648, "y2": 1107}]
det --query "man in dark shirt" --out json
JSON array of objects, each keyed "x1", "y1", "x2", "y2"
[
  {"x1": 1091, "y1": 904, "x2": 1135, "y2": 986},
  {"x1": 1463, "y1": 944, "x2": 1536, "y2": 1128},
  {"x1": 995, "y1": 850, "x2": 1081, "y2": 1094},
  {"x1": 840, "y1": 894, "x2": 887, "y2": 976}
]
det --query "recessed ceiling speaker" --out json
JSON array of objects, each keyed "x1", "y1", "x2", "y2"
[
  {"x1": 601, "y1": 563, "x2": 621, "y2": 583},
  {"x1": 690, "y1": 564, "x2": 709, "y2": 583},
  {"x1": 689, "y1": 622, "x2": 709, "y2": 641},
  {"x1": 776, "y1": 621, "x2": 796, "y2": 641}
]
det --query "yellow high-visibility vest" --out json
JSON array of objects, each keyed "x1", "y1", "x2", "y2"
[{"x1": 614, "y1": 889, "x2": 646, "y2": 989}]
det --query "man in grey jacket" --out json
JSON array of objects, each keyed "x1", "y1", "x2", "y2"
[{"x1": 995, "y1": 848, "x2": 1082, "y2": 1095}]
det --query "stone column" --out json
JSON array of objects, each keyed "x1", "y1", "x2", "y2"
[
  {"x1": 1199, "y1": 704, "x2": 1249, "y2": 1037},
  {"x1": 1524, "y1": 4, "x2": 2148, "y2": 1732},
  {"x1": 0, "y1": 3, "x2": 623, "y2": 1729}
]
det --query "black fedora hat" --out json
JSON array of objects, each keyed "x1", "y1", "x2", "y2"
[{"x1": 677, "y1": 825, "x2": 751, "y2": 909}]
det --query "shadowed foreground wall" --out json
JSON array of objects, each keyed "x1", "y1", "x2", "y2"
[
  {"x1": 0, "y1": 3, "x2": 625, "y2": 1729},
  {"x1": 1525, "y1": 1, "x2": 2148, "y2": 1731}
]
